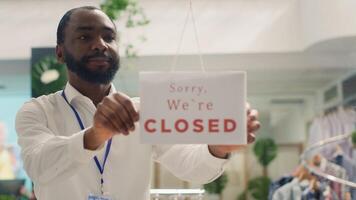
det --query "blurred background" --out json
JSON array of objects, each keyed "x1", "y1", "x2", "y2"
[{"x1": 0, "y1": 0, "x2": 356, "y2": 199}]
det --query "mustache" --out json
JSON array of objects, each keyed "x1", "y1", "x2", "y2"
[{"x1": 82, "y1": 52, "x2": 114, "y2": 62}]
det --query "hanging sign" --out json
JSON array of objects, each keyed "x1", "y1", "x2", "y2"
[{"x1": 139, "y1": 71, "x2": 246, "y2": 144}]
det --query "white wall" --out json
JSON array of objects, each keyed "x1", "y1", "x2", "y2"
[
  {"x1": 271, "y1": 107, "x2": 305, "y2": 143},
  {"x1": 301, "y1": 0, "x2": 356, "y2": 48},
  {"x1": 243, "y1": 0, "x2": 303, "y2": 52}
]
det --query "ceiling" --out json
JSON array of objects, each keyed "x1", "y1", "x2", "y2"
[{"x1": 0, "y1": 0, "x2": 303, "y2": 58}]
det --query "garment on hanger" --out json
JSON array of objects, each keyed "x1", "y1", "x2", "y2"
[
  {"x1": 272, "y1": 178, "x2": 302, "y2": 200},
  {"x1": 333, "y1": 154, "x2": 356, "y2": 199},
  {"x1": 271, "y1": 166, "x2": 319, "y2": 200},
  {"x1": 308, "y1": 107, "x2": 356, "y2": 159},
  {"x1": 320, "y1": 156, "x2": 349, "y2": 200},
  {"x1": 272, "y1": 178, "x2": 325, "y2": 200},
  {"x1": 268, "y1": 175, "x2": 294, "y2": 200}
]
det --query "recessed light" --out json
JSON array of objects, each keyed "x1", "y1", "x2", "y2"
[{"x1": 270, "y1": 98, "x2": 304, "y2": 105}]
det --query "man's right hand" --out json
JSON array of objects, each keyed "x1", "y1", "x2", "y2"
[{"x1": 84, "y1": 93, "x2": 139, "y2": 150}]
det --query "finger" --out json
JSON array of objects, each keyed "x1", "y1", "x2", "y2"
[
  {"x1": 101, "y1": 98, "x2": 131, "y2": 132},
  {"x1": 248, "y1": 121, "x2": 261, "y2": 133},
  {"x1": 94, "y1": 112, "x2": 120, "y2": 136},
  {"x1": 246, "y1": 102, "x2": 251, "y2": 115},
  {"x1": 115, "y1": 101, "x2": 136, "y2": 131},
  {"x1": 97, "y1": 103, "x2": 129, "y2": 135},
  {"x1": 114, "y1": 93, "x2": 139, "y2": 122},
  {"x1": 247, "y1": 132, "x2": 256, "y2": 143},
  {"x1": 95, "y1": 110, "x2": 120, "y2": 134},
  {"x1": 113, "y1": 93, "x2": 139, "y2": 123},
  {"x1": 248, "y1": 109, "x2": 259, "y2": 121},
  {"x1": 97, "y1": 104, "x2": 127, "y2": 135},
  {"x1": 103, "y1": 96, "x2": 134, "y2": 131}
]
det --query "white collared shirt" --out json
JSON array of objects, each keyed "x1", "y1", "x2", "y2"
[{"x1": 15, "y1": 82, "x2": 227, "y2": 200}]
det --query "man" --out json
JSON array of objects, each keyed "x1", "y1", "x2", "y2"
[{"x1": 16, "y1": 6, "x2": 260, "y2": 200}]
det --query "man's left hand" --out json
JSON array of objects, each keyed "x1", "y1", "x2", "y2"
[{"x1": 208, "y1": 103, "x2": 261, "y2": 159}]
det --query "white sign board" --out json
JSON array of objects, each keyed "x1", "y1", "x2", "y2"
[{"x1": 139, "y1": 71, "x2": 246, "y2": 144}]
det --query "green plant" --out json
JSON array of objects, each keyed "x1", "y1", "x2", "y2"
[
  {"x1": 237, "y1": 191, "x2": 247, "y2": 200},
  {"x1": 32, "y1": 56, "x2": 67, "y2": 98},
  {"x1": 100, "y1": 0, "x2": 130, "y2": 20},
  {"x1": 352, "y1": 131, "x2": 356, "y2": 147},
  {"x1": 203, "y1": 173, "x2": 228, "y2": 195},
  {"x1": 237, "y1": 138, "x2": 277, "y2": 200},
  {"x1": 100, "y1": 0, "x2": 150, "y2": 58},
  {"x1": 247, "y1": 177, "x2": 271, "y2": 200},
  {"x1": 253, "y1": 138, "x2": 278, "y2": 177}
]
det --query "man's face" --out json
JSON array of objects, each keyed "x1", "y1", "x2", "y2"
[{"x1": 58, "y1": 9, "x2": 120, "y2": 84}]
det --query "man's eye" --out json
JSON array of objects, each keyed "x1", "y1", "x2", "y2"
[
  {"x1": 104, "y1": 36, "x2": 115, "y2": 42},
  {"x1": 79, "y1": 35, "x2": 89, "y2": 40}
]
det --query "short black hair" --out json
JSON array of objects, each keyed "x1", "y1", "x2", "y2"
[{"x1": 56, "y1": 6, "x2": 115, "y2": 45}]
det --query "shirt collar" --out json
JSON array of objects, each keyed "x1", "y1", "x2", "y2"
[{"x1": 63, "y1": 82, "x2": 117, "y2": 104}]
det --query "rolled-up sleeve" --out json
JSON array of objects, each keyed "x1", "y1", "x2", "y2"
[
  {"x1": 15, "y1": 101, "x2": 103, "y2": 184},
  {"x1": 153, "y1": 144, "x2": 228, "y2": 184}
]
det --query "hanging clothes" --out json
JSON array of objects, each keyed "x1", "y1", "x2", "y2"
[
  {"x1": 272, "y1": 178, "x2": 302, "y2": 200},
  {"x1": 308, "y1": 107, "x2": 356, "y2": 158},
  {"x1": 272, "y1": 178, "x2": 322, "y2": 200},
  {"x1": 271, "y1": 107, "x2": 356, "y2": 200},
  {"x1": 320, "y1": 156, "x2": 349, "y2": 200},
  {"x1": 333, "y1": 154, "x2": 356, "y2": 199},
  {"x1": 268, "y1": 175, "x2": 294, "y2": 200}
]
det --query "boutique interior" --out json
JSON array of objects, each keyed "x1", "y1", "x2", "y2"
[{"x1": 0, "y1": 0, "x2": 356, "y2": 199}]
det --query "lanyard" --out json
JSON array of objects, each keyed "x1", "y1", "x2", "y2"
[{"x1": 61, "y1": 90, "x2": 112, "y2": 194}]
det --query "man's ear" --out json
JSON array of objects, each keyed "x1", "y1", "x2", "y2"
[{"x1": 56, "y1": 45, "x2": 65, "y2": 64}]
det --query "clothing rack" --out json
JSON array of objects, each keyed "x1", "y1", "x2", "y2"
[
  {"x1": 301, "y1": 132, "x2": 356, "y2": 188},
  {"x1": 270, "y1": 105, "x2": 356, "y2": 200}
]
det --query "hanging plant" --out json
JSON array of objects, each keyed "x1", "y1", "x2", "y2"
[{"x1": 100, "y1": 0, "x2": 150, "y2": 58}]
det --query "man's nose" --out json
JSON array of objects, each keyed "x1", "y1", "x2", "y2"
[{"x1": 92, "y1": 37, "x2": 108, "y2": 52}]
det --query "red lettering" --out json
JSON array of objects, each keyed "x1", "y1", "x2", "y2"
[
  {"x1": 144, "y1": 119, "x2": 156, "y2": 133},
  {"x1": 208, "y1": 119, "x2": 219, "y2": 133},
  {"x1": 161, "y1": 119, "x2": 172, "y2": 133},
  {"x1": 193, "y1": 119, "x2": 204, "y2": 133},
  {"x1": 175, "y1": 119, "x2": 189, "y2": 133},
  {"x1": 224, "y1": 119, "x2": 237, "y2": 132},
  {"x1": 146, "y1": 118, "x2": 237, "y2": 134}
]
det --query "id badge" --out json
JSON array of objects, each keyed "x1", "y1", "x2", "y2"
[{"x1": 87, "y1": 194, "x2": 114, "y2": 200}]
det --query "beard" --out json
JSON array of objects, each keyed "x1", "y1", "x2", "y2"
[{"x1": 64, "y1": 48, "x2": 120, "y2": 84}]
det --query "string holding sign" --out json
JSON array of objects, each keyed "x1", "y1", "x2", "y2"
[{"x1": 171, "y1": 0, "x2": 206, "y2": 72}]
